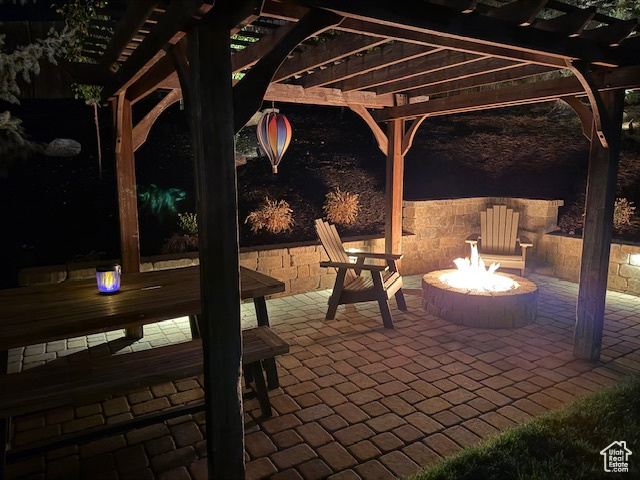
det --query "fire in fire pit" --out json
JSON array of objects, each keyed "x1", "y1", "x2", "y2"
[
  {"x1": 439, "y1": 244, "x2": 518, "y2": 293},
  {"x1": 422, "y1": 245, "x2": 538, "y2": 328}
]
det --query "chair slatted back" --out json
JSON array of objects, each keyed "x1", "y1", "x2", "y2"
[
  {"x1": 480, "y1": 205, "x2": 519, "y2": 254},
  {"x1": 315, "y1": 219, "x2": 358, "y2": 285}
]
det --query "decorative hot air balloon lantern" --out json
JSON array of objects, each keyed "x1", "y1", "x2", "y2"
[{"x1": 256, "y1": 110, "x2": 292, "y2": 173}]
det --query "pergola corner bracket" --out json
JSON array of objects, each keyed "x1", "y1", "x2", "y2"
[
  {"x1": 560, "y1": 96, "x2": 593, "y2": 141},
  {"x1": 233, "y1": 9, "x2": 344, "y2": 132},
  {"x1": 567, "y1": 59, "x2": 609, "y2": 148},
  {"x1": 348, "y1": 104, "x2": 388, "y2": 156},
  {"x1": 133, "y1": 89, "x2": 183, "y2": 152},
  {"x1": 401, "y1": 115, "x2": 427, "y2": 156}
]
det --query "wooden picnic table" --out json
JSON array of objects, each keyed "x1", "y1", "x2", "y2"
[
  {"x1": 0, "y1": 267, "x2": 287, "y2": 469},
  {"x1": 0, "y1": 265, "x2": 285, "y2": 357}
]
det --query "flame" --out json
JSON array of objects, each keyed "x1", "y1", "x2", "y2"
[{"x1": 439, "y1": 244, "x2": 518, "y2": 292}]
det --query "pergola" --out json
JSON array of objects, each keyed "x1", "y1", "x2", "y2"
[{"x1": 67, "y1": 0, "x2": 640, "y2": 476}]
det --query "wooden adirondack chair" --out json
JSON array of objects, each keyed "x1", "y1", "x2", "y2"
[
  {"x1": 465, "y1": 205, "x2": 533, "y2": 276},
  {"x1": 315, "y1": 219, "x2": 407, "y2": 329}
]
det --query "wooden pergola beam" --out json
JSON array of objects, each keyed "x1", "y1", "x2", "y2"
[
  {"x1": 230, "y1": 13, "x2": 338, "y2": 74},
  {"x1": 262, "y1": 1, "x2": 577, "y2": 68},
  {"x1": 338, "y1": 18, "x2": 568, "y2": 68},
  {"x1": 100, "y1": 1, "x2": 159, "y2": 69},
  {"x1": 429, "y1": 0, "x2": 479, "y2": 14},
  {"x1": 377, "y1": 76, "x2": 583, "y2": 120},
  {"x1": 301, "y1": 42, "x2": 440, "y2": 88},
  {"x1": 407, "y1": 63, "x2": 556, "y2": 98},
  {"x1": 102, "y1": 0, "x2": 215, "y2": 100},
  {"x1": 158, "y1": 73, "x2": 395, "y2": 107},
  {"x1": 280, "y1": 0, "x2": 639, "y2": 67},
  {"x1": 274, "y1": 33, "x2": 388, "y2": 82},
  {"x1": 533, "y1": 7, "x2": 596, "y2": 37},
  {"x1": 341, "y1": 50, "x2": 480, "y2": 92},
  {"x1": 374, "y1": 56, "x2": 516, "y2": 95},
  {"x1": 376, "y1": 65, "x2": 640, "y2": 121},
  {"x1": 579, "y1": 19, "x2": 638, "y2": 47},
  {"x1": 485, "y1": 0, "x2": 548, "y2": 27}
]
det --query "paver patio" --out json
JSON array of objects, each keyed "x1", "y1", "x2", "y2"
[{"x1": 6, "y1": 273, "x2": 640, "y2": 479}]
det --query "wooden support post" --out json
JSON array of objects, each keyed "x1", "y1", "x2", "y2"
[
  {"x1": 574, "y1": 89, "x2": 625, "y2": 361},
  {"x1": 114, "y1": 92, "x2": 143, "y2": 339},
  {"x1": 385, "y1": 119, "x2": 404, "y2": 256},
  {"x1": 188, "y1": 16, "x2": 244, "y2": 478}
]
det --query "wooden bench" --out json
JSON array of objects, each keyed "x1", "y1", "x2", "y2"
[{"x1": 0, "y1": 326, "x2": 288, "y2": 468}]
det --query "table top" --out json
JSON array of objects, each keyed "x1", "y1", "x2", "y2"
[{"x1": 0, "y1": 266, "x2": 285, "y2": 351}]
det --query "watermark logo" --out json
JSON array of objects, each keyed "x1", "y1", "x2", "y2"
[{"x1": 600, "y1": 441, "x2": 632, "y2": 473}]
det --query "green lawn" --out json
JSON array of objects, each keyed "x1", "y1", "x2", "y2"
[{"x1": 410, "y1": 374, "x2": 640, "y2": 480}]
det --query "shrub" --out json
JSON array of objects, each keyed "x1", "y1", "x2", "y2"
[
  {"x1": 161, "y1": 234, "x2": 199, "y2": 254},
  {"x1": 323, "y1": 188, "x2": 360, "y2": 225},
  {"x1": 558, "y1": 195, "x2": 637, "y2": 234},
  {"x1": 614, "y1": 198, "x2": 636, "y2": 230},
  {"x1": 137, "y1": 184, "x2": 186, "y2": 215},
  {"x1": 178, "y1": 212, "x2": 198, "y2": 235},
  {"x1": 245, "y1": 197, "x2": 294, "y2": 234}
]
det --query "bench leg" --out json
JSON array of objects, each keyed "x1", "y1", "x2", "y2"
[
  {"x1": 189, "y1": 315, "x2": 201, "y2": 339},
  {"x1": 253, "y1": 298, "x2": 279, "y2": 389},
  {"x1": 1, "y1": 418, "x2": 8, "y2": 480},
  {"x1": 251, "y1": 362, "x2": 272, "y2": 418},
  {"x1": 263, "y1": 359, "x2": 279, "y2": 390},
  {"x1": 125, "y1": 326, "x2": 143, "y2": 340},
  {"x1": 0, "y1": 350, "x2": 7, "y2": 375}
]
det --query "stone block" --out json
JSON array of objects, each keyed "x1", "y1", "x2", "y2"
[
  {"x1": 140, "y1": 262, "x2": 154, "y2": 273},
  {"x1": 563, "y1": 255, "x2": 581, "y2": 269},
  {"x1": 153, "y1": 258, "x2": 194, "y2": 271},
  {"x1": 290, "y1": 252, "x2": 321, "y2": 266},
  {"x1": 627, "y1": 278, "x2": 640, "y2": 294},
  {"x1": 297, "y1": 265, "x2": 310, "y2": 278},
  {"x1": 18, "y1": 266, "x2": 67, "y2": 286},
  {"x1": 320, "y1": 274, "x2": 337, "y2": 289},
  {"x1": 270, "y1": 266, "x2": 298, "y2": 282},
  {"x1": 258, "y1": 248, "x2": 289, "y2": 257},
  {"x1": 607, "y1": 276, "x2": 628, "y2": 292},
  {"x1": 257, "y1": 256, "x2": 283, "y2": 270},
  {"x1": 291, "y1": 276, "x2": 320, "y2": 294},
  {"x1": 556, "y1": 265, "x2": 579, "y2": 282},
  {"x1": 619, "y1": 264, "x2": 640, "y2": 279},
  {"x1": 309, "y1": 263, "x2": 323, "y2": 277},
  {"x1": 290, "y1": 245, "x2": 317, "y2": 254},
  {"x1": 68, "y1": 267, "x2": 97, "y2": 280},
  {"x1": 239, "y1": 257, "x2": 258, "y2": 270}
]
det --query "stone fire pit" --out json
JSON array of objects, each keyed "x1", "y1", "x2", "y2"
[{"x1": 422, "y1": 270, "x2": 538, "y2": 328}]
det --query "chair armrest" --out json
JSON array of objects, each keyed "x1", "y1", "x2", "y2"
[
  {"x1": 320, "y1": 261, "x2": 389, "y2": 272},
  {"x1": 350, "y1": 252, "x2": 403, "y2": 260},
  {"x1": 518, "y1": 235, "x2": 533, "y2": 248},
  {"x1": 465, "y1": 234, "x2": 480, "y2": 244}
]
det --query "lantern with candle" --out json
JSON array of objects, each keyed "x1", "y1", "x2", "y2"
[{"x1": 96, "y1": 264, "x2": 121, "y2": 294}]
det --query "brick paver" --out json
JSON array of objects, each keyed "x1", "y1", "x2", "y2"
[{"x1": 7, "y1": 274, "x2": 640, "y2": 479}]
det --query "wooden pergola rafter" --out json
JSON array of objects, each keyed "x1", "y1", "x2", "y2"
[{"x1": 64, "y1": 1, "x2": 640, "y2": 477}]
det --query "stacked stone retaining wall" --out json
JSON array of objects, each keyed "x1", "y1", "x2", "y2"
[{"x1": 18, "y1": 197, "x2": 640, "y2": 296}]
